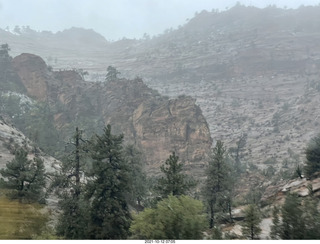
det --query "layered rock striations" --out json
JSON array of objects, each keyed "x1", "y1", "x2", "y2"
[
  {"x1": 3, "y1": 5, "x2": 320, "y2": 173},
  {"x1": 6, "y1": 53, "x2": 212, "y2": 177}
]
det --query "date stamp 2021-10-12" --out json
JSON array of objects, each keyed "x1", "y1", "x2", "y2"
[{"x1": 145, "y1": 240, "x2": 175, "y2": 244}]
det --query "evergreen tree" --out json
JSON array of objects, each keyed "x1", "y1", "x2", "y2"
[
  {"x1": 210, "y1": 226, "x2": 223, "y2": 240},
  {"x1": 241, "y1": 204, "x2": 261, "y2": 240},
  {"x1": 105, "y1": 66, "x2": 120, "y2": 81},
  {"x1": 25, "y1": 102, "x2": 61, "y2": 156},
  {"x1": 270, "y1": 206, "x2": 281, "y2": 239},
  {"x1": 270, "y1": 192, "x2": 320, "y2": 240},
  {"x1": 280, "y1": 193, "x2": 305, "y2": 239},
  {"x1": 0, "y1": 148, "x2": 46, "y2": 203},
  {"x1": 203, "y1": 140, "x2": 232, "y2": 228},
  {"x1": 86, "y1": 125, "x2": 131, "y2": 239},
  {"x1": 229, "y1": 133, "x2": 247, "y2": 173},
  {"x1": 0, "y1": 43, "x2": 10, "y2": 58},
  {"x1": 50, "y1": 127, "x2": 89, "y2": 239},
  {"x1": 302, "y1": 196, "x2": 320, "y2": 239},
  {"x1": 156, "y1": 152, "x2": 195, "y2": 198},
  {"x1": 304, "y1": 134, "x2": 320, "y2": 178},
  {"x1": 55, "y1": 194, "x2": 89, "y2": 239},
  {"x1": 125, "y1": 144, "x2": 147, "y2": 209}
]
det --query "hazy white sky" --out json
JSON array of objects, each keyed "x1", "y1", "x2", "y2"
[{"x1": 0, "y1": 0, "x2": 319, "y2": 40}]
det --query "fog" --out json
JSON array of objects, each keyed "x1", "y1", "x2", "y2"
[{"x1": 0, "y1": 0, "x2": 319, "y2": 40}]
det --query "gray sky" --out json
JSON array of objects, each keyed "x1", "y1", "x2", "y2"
[{"x1": 0, "y1": 0, "x2": 319, "y2": 41}]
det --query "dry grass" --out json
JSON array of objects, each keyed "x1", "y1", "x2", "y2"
[{"x1": 0, "y1": 196, "x2": 49, "y2": 239}]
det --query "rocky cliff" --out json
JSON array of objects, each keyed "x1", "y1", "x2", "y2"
[{"x1": 4, "y1": 53, "x2": 212, "y2": 177}]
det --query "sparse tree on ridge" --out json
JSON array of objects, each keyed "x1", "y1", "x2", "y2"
[
  {"x1": 0, "y1": 43, "x2": 10, "y2": 58},
  {"x1": 105, "y1": 66, "x2": 120, "y2": 81}
]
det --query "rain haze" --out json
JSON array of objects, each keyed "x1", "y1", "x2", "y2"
[
  {"x1": 2, "y1": 0, "x2": 320, "y2": 241},
  {"x1": 0, "y1": 0, "x2": 319, "y2": 40}
]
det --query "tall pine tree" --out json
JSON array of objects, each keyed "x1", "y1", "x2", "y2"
[
  {"x1": 51, "y1": 127, "x2": 89, "y2": 239},
  {"x1": 202, "y1": 140, "x2": 233, "y2": 228},
  {"x1": 241, "y1": 204, "x2": 261, "y2": 240},
  {"x1": 280, "y1": 193, "x2": 305, "y2": 239},
  {"x1": 86, "y1": 125, "x2": 131, "y2": 239},
  {"x1": 125, "y1": 144, "x2": 147, "y2": 209},
  {"x1": 270, "y1": 206, "x2": 281, "y2": 239}
]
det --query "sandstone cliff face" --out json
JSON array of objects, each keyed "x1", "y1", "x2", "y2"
[
  {"x1": 6, "y1": 53, "x2": 212, "y2": 177},
  {"x1": 132, "y1": 96, "x2": 211, "y2": 175},
  {"x1": 12, "y1": 54, "x2": 50, "y2": 101}
]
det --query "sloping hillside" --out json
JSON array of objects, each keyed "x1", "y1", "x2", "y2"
[
  {"x1": 2, "y1": 5, "x2": 320, "y2": 174},
  {"x1": 0, "y1": 117, "x2": 58, "y2": 173},
  {"x1": 1, "y1": 4, "x2": 320, "y2": 239}
]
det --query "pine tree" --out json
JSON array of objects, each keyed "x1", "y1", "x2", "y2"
[
  {"x1": 125, "y1": 144, "x2": 147, "y2": 209},
  {"x1": 203, "y1": 140, "x2": 232, "y2": 228},
  {"x1": 105, "y1": 66, "x2": 120, "y2": 81},
  {"x1": 304, "y1": 134, "x2": 320, "y2": 178},
  {"x1": 270, "y1": 206, "x2": 281, "y2": 239},
  {"x1": 156, "y1": 152, "x2": 195, "y2": 198},
  {"x1": 302, "y1": 196, "x2": 320, "y2": 239},
  {"x1": 241, "y1": 204, "x2": 261, "y2": 240},
  {"x1": 51, "y1": 127, "x2": 89, "y2": 239},
  {"x1": 86, "y1": 125, "x2": 131, "y2": 239},
  {"x1": 229, "y1": 133, "x2": 247, "y2": 173},
  {"x1": 0, "y1": 148, "x2": 46, "y2": 203},
  {"x1": 280, "y1": 193, "x2": 305, "y2": 239},
  {"x1": 271, "y1": 193, "x2": 320, "y2": 240},
  {"x1": 0, "y1": 43, "x2": 10, "y2": 58}
]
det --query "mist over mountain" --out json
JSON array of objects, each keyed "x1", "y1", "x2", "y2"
[{"x1": 1, "y1": 3, "x2": 320, "y2": 240}]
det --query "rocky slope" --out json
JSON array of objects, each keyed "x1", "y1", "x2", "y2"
[
  {"x1": 2, "y1": 5, "x2": 320, "y2": 174},
  {"x1": 227, "y1": 173, "x2": 320, "y2": 239},
  {"x1": 2, "y1": 53, "x2": 212, "y2": 177},
  {"x1": 0, "y1": 117, "x2": 58, "y2": 173}
]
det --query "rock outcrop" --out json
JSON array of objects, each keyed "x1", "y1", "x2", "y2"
[
  {"x1": 132, "y1": 95, "x2": 211, "y2": 175},
  {"x1": 12, "y1": 54, "x2": 50, "y2": 101},
  {"x1": 261, "y1": 173, "x2": 320, "y2": 205},
  {"x1": 4, "y1": 53, "x2": 212, "y2": 177}
]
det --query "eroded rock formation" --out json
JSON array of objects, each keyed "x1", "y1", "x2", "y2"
[{"x1": 7, "y1": 53, "x2": 212, "y2": 176}]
